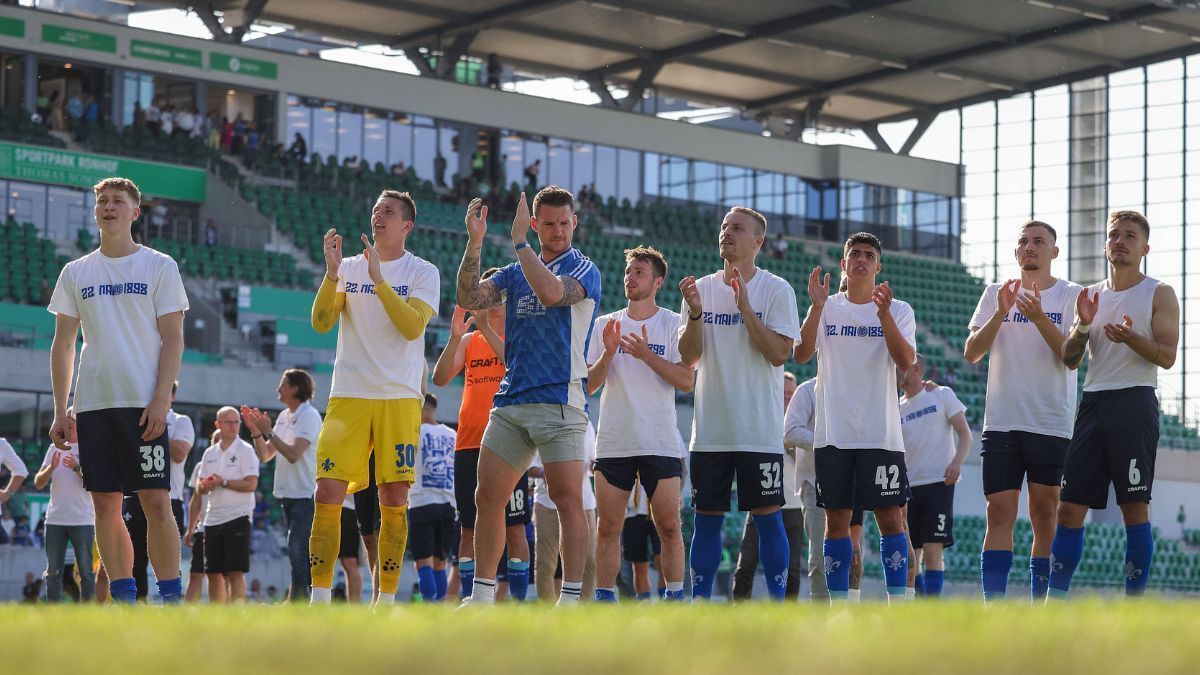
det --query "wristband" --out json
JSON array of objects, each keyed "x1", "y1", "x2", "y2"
[
  {"x1": 1076, "y1": 322, "x2": 1090, "y2": 334},
  {"x1": 514, "y1": 241, "x2": 529, "y2": 252},
  {"x1": 689, "y1": 310, "x2": 703, "y2": 321},
  {"x1": 263, "y1": 432, "x2": 273, "y2": 442}
]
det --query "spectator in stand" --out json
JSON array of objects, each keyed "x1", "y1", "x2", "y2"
[
  {"x1": 22, "y1": 571, "x2": 42, "y2": 603},
  {"x1": 191, "y1": 106, "x2": 207, "y2": 140},
  {"x1": 232, "y1": 113, "x2": 247, "y2": 156},
  {"x1": 249, "y1": 578, "x2": 264, "y2": 602},
  {"x1": 434, "y1": 154, "x2": 448, "y2": 188},
  {"x1": 160, "y1": 105, "x2": 175, "y2": 137},
  {"x1": 195, "y1": 407, "x2": 259, "y2": 603},
  {"x1": 205, "y1": 219, "x2": 218, "y2": 247},
  {"x1": 66, "y1": 92, "x2": 83, "y2": 129},
  {"x1": 578, "y1": 185, "x2": 590, "y2": 212},
  {"x1": 771, "y1": 233, "x2": 789, "y2": 259},
  {"x1": 287, "y1": 133, "x2": 307, "y2": 163},
  {"x1": 245, "y1": 124, "x2": 261, "y2": 167},
  {"x1": 34, "y1": 407, "x2": 96, "y2": 602},
  {"x1": 221, "y1": 116, "x2": 233, "y2": 153},
  {"x1": 176, "y1": 106, "x2": 195, "y2": 138},
  {"x1": 82, "y1": 94, "x2": 99, "y2": 125},
  {"x1": 524, "y1": 159, "x2": 540, "y2": 189},
  {"x1": 146, "y1": 98, "x2": 162, "y2": 134},
  {"x1": 132, "y1": 101, "x2": 145, "y2": 130},
  {"x1": 208, "y1": 112, "x2": 222, "y2": 151},
  {"x1": 944, "y1": 364, "x2": 958, "y2": 388}
]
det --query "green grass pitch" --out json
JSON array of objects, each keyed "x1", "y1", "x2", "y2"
[{"x1": 3, "y1": 600, "x2": 1198, "y2": 674}]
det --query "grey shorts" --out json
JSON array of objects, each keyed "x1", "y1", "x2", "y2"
[{"x1": 481, "y1": 403, "x2": 589, "y2": 471}]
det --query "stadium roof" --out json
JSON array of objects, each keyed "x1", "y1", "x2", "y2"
[{"x1": 162, "y1": 1, "x2": 1200, "y2": 135}]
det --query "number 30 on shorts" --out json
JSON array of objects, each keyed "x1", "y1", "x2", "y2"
[
  {"x1": 140, "y1": 444, "x2": 166, "y2": 472},
  {"x1": 395, "y1": 443, "x2": 417, "y2": 471}
]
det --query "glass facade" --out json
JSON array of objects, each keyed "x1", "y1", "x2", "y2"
[{"x1": 949, "y1": 55, "x2": 1200, "y2": 430}]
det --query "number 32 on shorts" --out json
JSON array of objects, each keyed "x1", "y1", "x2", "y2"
[{"x1": 759, "y1": 462, "x2": 782, "y2": 489}]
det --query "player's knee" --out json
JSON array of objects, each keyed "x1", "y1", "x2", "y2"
[
  {"x1": 985, "y1": 497, "x2": 1018, "y2": 523},
  {"x1": 596, "y1": 516, "x2": 623, "y2": 538},
  {"x1": 378, "y1": 482, "x2": 409, "y2": 507},
  {"x1": 314, "y1": 479, "x2": 348, "y2": 504},
  {"x1": 546, "y1": 483, "x2": 582, "y2": 509},
  {"x1": 874, "y1": 506, "x2": 904, "y2": 534},
  {"x1": 656, "y1": 515, "x2": 682, "y2": 539},
  {"x1": 1056, "y1": 501, "x2": 1087, "y2": 527},
  {"x1": 137, "y1": 489, "x2": 172, "y2": 517},
  {"x1": 1119, "y1": 501, "x2": 1149, "y2": 526}
]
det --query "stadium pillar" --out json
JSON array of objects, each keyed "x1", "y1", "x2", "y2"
[
  {"x1": 22, "y1": 54, "x2": 36, "y2": 116},
  {"x1": 1067, "y1": 76, "x2": 1108, "y2": 286}
]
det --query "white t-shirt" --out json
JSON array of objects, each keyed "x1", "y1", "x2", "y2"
[
  {"x1": 410, "y1": 423, "x2": 456, "y2": 508},
  {"x1": 0, "y1": 438, "x2": 29, "y2": 479},
  {"x1": 166, "y1": 409, "x2": 195, "y2": 502},
  {"x1": 40, "y1": 443, "x2": 94, "y2": 526},
  {"x1": 784, "y1": 378, "x2": 817, "y2": 486},
  {"x1": 1082, "y1": 276, "x2": 1163, "y2": 392},
  {"x1": 686, "y1": 269, "x2": 800, "y2": 453},
  {"x1": 270, "y1": 402, "x2": 322, "y2": 499},
  {"x1": 813, "y1": 293, "x2": 916, "y2": 452},
  {"x1": 533, "y1": 421, "x2": 597, "y2": 510},
  {"x1": 187, "y1": 463, "x2": 209, "y2": 532},
  {"x1": 587, "y1": 307, "x2": 684, "y2": 458},
  {"x1": 898, "y1": 387, "x2": 967, "y2": 487},
  {"x1": 197, "y1": 437, "x2": 260, "y2": 527},
  {"x1": 969, "y1": 278, "x2": 1081, "y2": 437},
  {"x1": 48, "y1": 247, "x2": 189, "y2": 413},
  {"x1": 330, "y1": 253, "x2": 440, "y2": 400}
]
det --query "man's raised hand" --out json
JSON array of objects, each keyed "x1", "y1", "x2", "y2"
[
  {"x1": 808, "y1": 266, "x2": 830, "y2": 308},
  {"x1": 511, "y1": 192, "x2": 531, "y2": 246},
  {"x1": 323, "y1": 228, "x2": 342, "y2": 282},
  {"x1": 465, "y1": 198, "x2": 488, "y2": 242}
]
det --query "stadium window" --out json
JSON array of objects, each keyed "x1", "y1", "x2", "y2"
[
  {"x1": 388, "y1": 115, "x2": 412, "y2": 171},
  {"x1": 362, "y1": 111, "x2": 387, "y2": 169},
  {"x1": 337, "y1": 106, "x2": 363, "y2": 165},
  {"x1": 616, "y1": 148, "x2": 639, "y2": 205},
  {"x1": 594, "y1": 145, "x2": 616, "y2": 200},
  {"x1": 311, "y1": 103, "x2": 337, "y2": 160}
]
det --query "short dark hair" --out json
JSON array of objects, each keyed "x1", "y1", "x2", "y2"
[
  {"x1": 844, "y1": 232, "x2": 882, "y2": 258},
  {"x1": 532, "y1": 185, "x2": 574, "y2": 217},
  {"x1": 282, "y1": 368, "x2": 315, "y2": 402},
  {"x1": 624, "y1": 245, "x2": 668, "y2": 279},
  {"x1": 378, "y1": 190, "x2": 417, "y2": 222},
  {"x1": 1109, "y1": 210, "x2": 1150, "y2": 239},
  {"x1": 729, "y1": 206, "x2": 767, "y2": 235},
  {"x1": 1021, "y1": 220, "x2": 1057, "y2": 242},
  {"x1": 482, "y1": 267, "x2": 501, "y2": 280},
  {"x1": 424, "y1": 393, "x2": 438, "y2": 408},
  {"x1": 93, "y1": 177, "x2": 141, "y2": 205}
]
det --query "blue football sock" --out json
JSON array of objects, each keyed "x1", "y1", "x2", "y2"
[
  {"x1": 1030, "y1": 557, "x2": 1051, "y2": 601},
  {"x1": 156, "y1": 576, "x2": 183, "y2": 604},
  {"x1": 753, "y1": 511, "x2": 790, "y2": 601},
  {"x1": 433, "y1": 568, "x2": 448, "y2": 600},
  {"x1": 417, "y1": 565, "x2": 437, "y2": 601},
  {"x1": 980, "y1": 549, "x2": 1013, "y2": 601},
  {"x1": 110, "y1": 577, "x2": 138, "y2": 604},
  {"x1": 636, "y1": 592, "x2": 652, "y2": 601},
  {"x1": 924, "y1": 570, "x2": 944, "y2": 597},
  {"x1": 913, "y1": 572, "x2": 925, "y2": 596},
  {"x1": 1124, "y1": 522, "x2": 1154, "y2": 596},
  {"x1": 594, "y1": 588, "x2": 617, "y2": 602},
  {"x1": 1047, "y1": 525, "x2": 1084, "y2": 599},
  {"x1": 507, "y1": 559, "x2": 530, "y2": 602},
  {"x1": 880, "y1": 532, "x2": 910, "y2": 597},
  {"x1": 458, "y1": 559, "x2": 475, "y2": 600},
  {"x1": 824, "y1": 536, "x2": 853, "y2": 601},
  {"x1": 689, "y1": 513, "x2": 724, "y2": 599}
]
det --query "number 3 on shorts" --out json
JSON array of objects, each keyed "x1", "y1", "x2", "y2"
[{"x1": 140, "y1": 445, "x2": 166, "y2": 472}]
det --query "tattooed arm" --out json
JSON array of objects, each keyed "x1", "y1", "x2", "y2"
[{"x1": 456, "y1": 242, "x2": 503, "y2": 311}]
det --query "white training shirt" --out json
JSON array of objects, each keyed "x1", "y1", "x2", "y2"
[
  {"x1": 587, "y1": 307, "x2": 684, "y2": 459},
  {"x1": 813, "y1": 293, "x2": 916, "y2": 452},
  {"x1": 685, "y1": 269, "x2": 800, "y2": 453},
  {"x1": 898, "y1": 387, "x2": 967, "y2": 487},
  {"x1": 330, "y1": 252, "x2": 440, "y2": 400},
  {"x1": 410, "y1": 422, "x2": 457, "y2": 509},
  {"x1": 166, "y1": 409, "x2": 195, "y2": 502},
  {"x1": 533, "y1": 421, "x2": 597, "y2": 510},
  {"x1": 270, "y1": 401, "x2": 323, "y2": 499},
  {"x1": 0, "y1": 438, "x2": 29, "y2": 479},
  {"x1": 39, "y1": 443, "x2": 94, "y2": 526},
  {"x1": 969, "y1": 278, "x2": 1081, "y2": 437},
  {"x1": 197, "y1": 437, "x2": 260, "y2": 527},
  {"x1": 48, "y1": 246, "x2": 189, "y2": 413},
  {"x1": 187, "y1": 463, "x2": 209, "y2": 532},
  {"x1": 784, "y1": 377, "x2": 817, "y2": 486},
  {"x1": 1082, "y1": 276, "x2": 1164, "y2": 392}
]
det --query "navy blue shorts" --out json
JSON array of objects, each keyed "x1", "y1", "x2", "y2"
[
  {"x1": 407, "y1": 502, "x2": 455, "y2": 561},
  {"x1": 907, "y1": 482, "x2": 954, "y2": 548},
  {"x1": 980, "y1": 430, "x2": 1069, "y2": 495},
  {"x1": 454, "y1": 449, "x2": 531, "y2": 528},
  {"x1": 1061, "y1": 387, "x2": 1159, "y2": 509},
  {"x1": 622, "y1": 514, "x2": 662, "y2": 563},
  {"x1": 595, "y1": 455, "x2": 683, "y2": 499},
  {"x1": 75, "y1": 407, "x2": 171, "y2": 495},
  {"x1": 690, "y1": 451, "x2": 785, "y2": 512},
  {"x1": 815, "y1": 447, "x2": 909, "y2": 512}
]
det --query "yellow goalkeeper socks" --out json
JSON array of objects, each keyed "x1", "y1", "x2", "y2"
[
  {"x1": 309, "y1": 501, "x2": 342, "y2": 589},
  {"x1": 377, "y1": 503, "x2": 409, "y2": 597}
]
